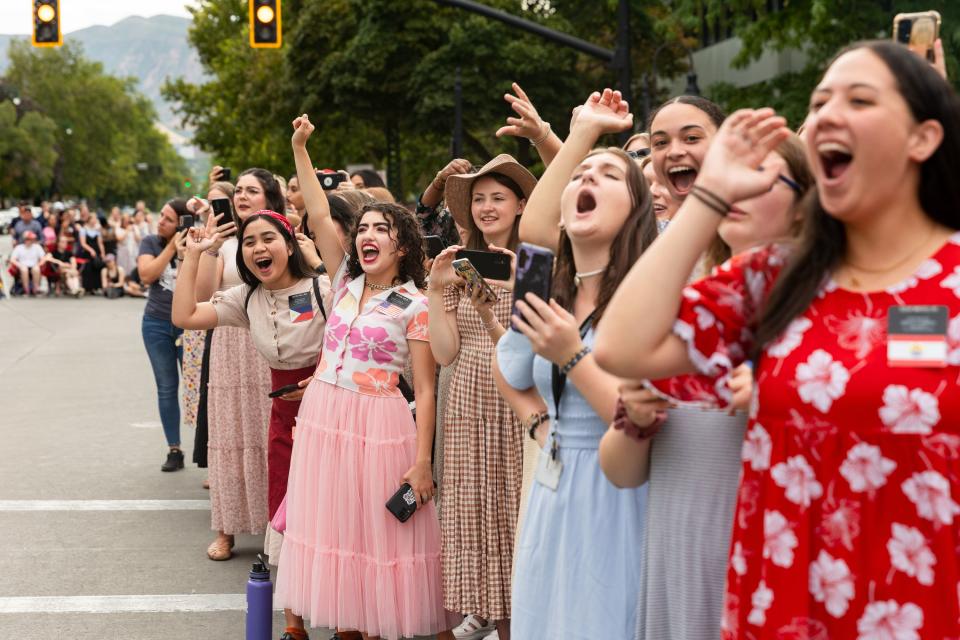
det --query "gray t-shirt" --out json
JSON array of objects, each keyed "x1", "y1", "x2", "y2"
[{"x1": 137, "y1": 234, "x2": 176, "y2": 320}]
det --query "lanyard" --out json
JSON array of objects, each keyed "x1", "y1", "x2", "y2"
[{"x1": 550, "y1": 311, "x2": 595, "y2": 419}]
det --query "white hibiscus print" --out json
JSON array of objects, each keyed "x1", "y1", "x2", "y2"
[
  {"x1": 902, "y1": 470, "x2": 960, "y2": 526},
  {"x1": 887, "y1": 523, "x2": 936, "y2": 586},
  {"x1": 825, "y1": 309, "x2": 886, "y2": 359},
  {"x1": 856, "y1": 600, "x2": 923, "y2": 640},
  {"x1": 796, "y1": 349, "x2": 850, "y2": 413},
  {"x1": 771, "y1": 455, "x2": 824, "y2": 508},
  {"x1": 747, "y1": 580, "x2": 774, "y2": 626},
  {"x1": 742, "y1": 423, "x2": 772, "y2": 471},
  {"x1": 879, "y1": 385, "x2": 941, "y2": 435},
  {"x1": 941, "y1": 265, "x2": 960, "y2": 297},
  {"x1": 731, "y1": 541, "x2": 747, "y2": 576},
  {"x1": 808, "y1": 550, "x2": 855, "y2": 618},
  {"x1": 763, "y1": 510, "x2": 798, "y2": 568},
  {"x1": 840, "y1": 443, "x2": 897, "y2": 493},
  {"x1": 887, "y1": 258, "x2": 943, "y2": 294},
  {"x1": 767, "y1": 317, "x2": 813, "y2": 359},
  {"x1": 695, "y1": 305, "x2": 716, "y2": 330},
  {"x1": 947, "y1": 314, "x2": 960, "y2": 366}
]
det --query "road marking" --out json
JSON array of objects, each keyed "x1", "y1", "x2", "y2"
[
  {"x1": 129, "y1": 421, "x2": 162, "y2": 428},
  {"x1": 0, "y1": 594, "x2": 268, "y2": 613},
  {"x1": 0, "y1": 500, "x2": 209, "y2": 512}
]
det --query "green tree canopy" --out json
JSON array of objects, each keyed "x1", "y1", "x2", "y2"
[{"x1": 3, "y1": 40, "x2": 188, "y2": 206}]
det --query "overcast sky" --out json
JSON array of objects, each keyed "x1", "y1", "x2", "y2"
[{"x1": 1, "y1": 1, "x2": 197, "y2": 35}]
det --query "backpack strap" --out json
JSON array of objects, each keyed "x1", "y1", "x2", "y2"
[{"x1": 312, "y1": 275, "x2": 327, "y2": 321}]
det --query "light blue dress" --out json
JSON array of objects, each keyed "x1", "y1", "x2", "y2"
[{"x1": 498, "y1": 327, "x2": 647, "y2": 639}]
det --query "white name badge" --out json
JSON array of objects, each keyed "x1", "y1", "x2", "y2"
[{"x1": 534, "y1": 449, "x2": 562, "y2": 491}]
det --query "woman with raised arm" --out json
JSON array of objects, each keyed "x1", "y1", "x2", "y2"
[
  {"x1": 596, "y1": 41, "x2": 960, "y2": 637},
  {"x1": 426, "y1": 156, "x2": 534, "y2": 640},
  {"x1": 493, "y1": 89, "x2": 652, "y2": 638},
  {"x1": 274, "y1": 114, "x2": 457, "y2": 640}
]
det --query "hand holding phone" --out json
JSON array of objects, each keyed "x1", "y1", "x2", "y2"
[
  {"x1": 177, "y1": 214, "x2": 195, "y2": 232},
  {"x1": 893, "y1": 11, "x2": 942, "y2": 63},
  {"x1": 453, "y1": 258, "x2": 498, "y2": 303},
  {"x1": 455, "y1": 249, "x2": 512, "y2": 280},
  {"x1": 268, "y1": 382, "x2": 301, "y2": 399},
  {"x1": 511, "y1": 243, "x2": 554, "y2": 329},
  {"x1": 424, "y1": 235, "x2": 446, "y2": 260}
]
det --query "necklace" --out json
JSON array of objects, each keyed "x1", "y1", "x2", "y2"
[
  {"x1": 843, "y1": 226, "x2": 938, "y2": 288},
  {"x1": 574, "y1": 267, "x2": 605, "y2": 288},
  {"x1": 366, "y1": 281, "x2": 393, "y2": 291}
]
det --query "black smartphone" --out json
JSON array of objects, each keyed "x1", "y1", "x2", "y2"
[
  {"x1": 424, "y1": 235, "x2": 446, "y2": 259},
  {"x1": 219, "y1": 167, "x2": 232, "y2": 182},
  {"x1": 177, "y1": 214, "x2": 195, "y2": 232},
  {"x1": 511, "y1": 242, "x2": 554, "y2": 329},
  {"x1": 211, "y1": 198, "x2": 232, "y2": 220},
  {"x1": 455, "y1": 249, "x2": 511, "y2": 280},
  {"x1": 317, "y1": 171, "x2": 347, "y2": 191},
  {"x1": 268, "y1": 382, "x2": 300, "y2": 399},
  {"x1": 385, "y1": 483, "x2": 418, "y2": 523}
]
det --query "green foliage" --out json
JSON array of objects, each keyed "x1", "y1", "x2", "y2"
[
  {"x1": 2, "y1": 40, "x2": 188, "y2": 206},
  {"x1": 680, "y1": 0, "x2": 960, "y2": 127},
  {"x1": 0, "y1": 102, "x2": 58, "y2": 196},
  {"x1": 165, "y1": 0, "x2": 693, "y2": 199}
]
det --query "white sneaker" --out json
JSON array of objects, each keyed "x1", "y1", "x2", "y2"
[{"x1": 453, "y1": 614, "x2": 495, "y2": 640}]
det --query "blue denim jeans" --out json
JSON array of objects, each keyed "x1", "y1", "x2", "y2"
[{"x1": 141, "y1": 314, "x2": 183, "y2": 447}]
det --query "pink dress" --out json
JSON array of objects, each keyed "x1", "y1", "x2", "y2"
[
  {"x1": 651, "y1": 236, "x2": 960, "y2": 639},
  {"x1": 275, "y1": 259, "x2": 457, "y2": 639}
]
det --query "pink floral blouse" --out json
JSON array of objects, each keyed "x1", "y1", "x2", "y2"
[{"x1": 314, "y1": 258, "x2": 429, "y2": 398}]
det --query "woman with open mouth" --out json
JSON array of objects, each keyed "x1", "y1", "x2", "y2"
[
  {"x1": 273, "y1": 114, "x2": 458, "y2": 640},
  {"x1": 494, "y1": 88, "x2": 654, "y2": 639},
  {"x1": 171, "y1": 205, "x2": 330, "y2": 640},
  {"x1": 598, "y1": 41, "x2": 960, "y2": 638}
]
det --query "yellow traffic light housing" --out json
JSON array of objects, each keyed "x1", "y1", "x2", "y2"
[
  {"x1": 249, "y1": 0, "x2": 281, "y2": 49},
  {"x1": 32, "y1": 0, "x2": 62, "y2": 47}
]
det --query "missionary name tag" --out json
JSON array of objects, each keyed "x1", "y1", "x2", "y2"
[
  {"x1": 288, "y1": 291, "x2": 314, "y2": 323},
  {"x1": 376, "y1": 291, "x2": 413, "y2": 317},
  {"x1": 534, "y1": 449, "x2": 562, "y2": 491},
  {"x1": 887, "y1": 305, "x2": 948, "y2": 368}
]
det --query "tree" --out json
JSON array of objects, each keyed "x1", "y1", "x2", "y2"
[
  {"x1": 0, "y1": 103, "x2": 58, "y2": 197},
  {"x1": 2, "y1": 40, "x2": 188, "y2": 205}
]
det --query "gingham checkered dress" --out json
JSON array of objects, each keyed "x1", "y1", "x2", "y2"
[{"x1": 440, "y1": 286, "x2": 523, "y2": 619}]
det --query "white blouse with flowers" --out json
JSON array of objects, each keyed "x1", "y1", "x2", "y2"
[{"x1": 314, "y1": 258, "x2": 429, "y2": 398}]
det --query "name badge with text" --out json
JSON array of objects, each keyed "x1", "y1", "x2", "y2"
[{"x1": 887, "y1": 305, "x2": 948, "y2": 368}]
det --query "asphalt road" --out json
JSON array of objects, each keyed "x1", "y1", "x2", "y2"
[{"x1": 0, "y1": 234, "x2": 331, "y2": 639}]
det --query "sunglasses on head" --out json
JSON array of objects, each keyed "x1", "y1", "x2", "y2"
[{"x1": 626, "y1": 148, "x2": 651, "y2": 159}]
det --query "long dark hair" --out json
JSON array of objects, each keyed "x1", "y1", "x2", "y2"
[
  {"x1": 552, "y1": 148, "x2": 658, "y2": 322},
  {"x1": 755, "y1": 40, "x2": 960, "y2": 355},
  {"x1": 347, "y1": 203, "x2": 427, "y2": 289},
  {"x1": 465, "y1": 172, "x2": 526, "y2": 252},
  {"x1": 236, "y1": 211, "x2": 316, "y2": 290},
  {"x1": 236, "y1": 168, "x2": 286, "y2": 226}
]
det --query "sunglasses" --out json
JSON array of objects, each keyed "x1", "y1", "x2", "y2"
[{"x1": 626, "y1": 148, "x2": 651, "y2": 159}]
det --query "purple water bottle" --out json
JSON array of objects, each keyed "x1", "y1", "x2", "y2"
[{"x1": 246, "y1": 554, "x2": 272, "y2": 640}]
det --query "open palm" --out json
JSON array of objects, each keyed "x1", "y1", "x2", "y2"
[{"x1": 573, "y1": 88, "x2": 633, "y2": 136}]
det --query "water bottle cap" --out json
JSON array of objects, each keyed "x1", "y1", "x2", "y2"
[{"x1": 249, "y1": 553, "x2": 270, "y2": 580}]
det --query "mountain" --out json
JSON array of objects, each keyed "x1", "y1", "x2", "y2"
[{"x1": 0, "y1": 15, "x2": 203, "y2": 137}]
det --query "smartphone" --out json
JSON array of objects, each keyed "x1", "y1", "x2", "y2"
[
  {"x1": 893, "y1": 11, "x2": 941, "y2": 62},
  {"x1": 317, "y1": 171, "x2": 347, "y2": 191},
  {"x1": 424, "y1": 235, "x2": 446, "y2": 260},
  {"x1": 211, "y1": 198, "x2": 232, "y2": 221},
  {"x1": 219, "y1": 167, "x2": 232, "y2": 182},
  {"x1": 177, "y1": 214, "x2": 195, "y2": 232},
  {"x1": 455, "y1": 249, "x2": 511, "y2": 280},
  {"x1": 452, "y1": 258, "x2": 498, "y2": 303},
  {"x1": 511, "y1": 242, "x2": 555, "y2": 329},
  {"x1": 267, "y1": 382, "x2": 300, "y2": 398},
  {"x1": 385, "y1": 482, "x2": 418, "y2": 523}
]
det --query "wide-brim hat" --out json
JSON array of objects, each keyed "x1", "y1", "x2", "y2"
[{"x1": 444, "y1": 154, "x2": 538, "y2": 229}]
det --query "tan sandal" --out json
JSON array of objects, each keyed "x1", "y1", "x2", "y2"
[
  {"x1": 202, "y1": 478, "x2": 210, "y2": 490},
  {"x1": 206, "y1": 535, "x2": 234, "y2": 561}
]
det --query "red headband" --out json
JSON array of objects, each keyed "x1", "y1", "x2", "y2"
[{"x1": 253, "y1": 210, "x2": 294, "y2": 236}]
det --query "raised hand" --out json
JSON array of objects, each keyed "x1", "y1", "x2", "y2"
[
  {"x1": 432, "y1": 158, "x2": 472, "y2": 192},
  {"x1": 496, "y1": 82, "x2": 548, "y2": 141},
  {"x1": 696, "y1": 108, "x2": 790, "y2": 204},
  {"x1": 486, "y1": 243, "x2": 516, "y2": 292},
  {"x1": 291, "y1": 114, "x2": 315, "y2": 148},
  {"x1": 427, "y1": 245, "x2": 463, "y2": 291},
  {"x1": 512, "y1": 295, "x2": 584, "y2": 367},
  {"x1": 203, "y1": 207, "x2": 236, "y2": 253},
  {"x1": 571, "y1": 88, "x2": 633, "y2": 136},
  {"x1": 186, "y1": 226, "x2": 219, "y2": 254}
]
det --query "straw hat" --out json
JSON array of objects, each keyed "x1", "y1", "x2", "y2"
[{"x1": 443, "y1": 154, "x2": 537, "y2": 229}]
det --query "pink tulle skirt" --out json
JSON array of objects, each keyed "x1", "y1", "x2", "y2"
[{"x1": 275, "y1": 380, "x2": 457, "y2": 639}]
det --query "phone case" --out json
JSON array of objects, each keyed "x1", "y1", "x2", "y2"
[
  {"x1": 385, "y1": 483, "x2": 418, "y2": 522},
  {"x1": 452, "y1": 259, "x2": 498, "y2": 302},
  {"x1": 455, "y1": 250, "x2": 511, "y2": 280},
  {"x1": 512, "y1": 243, "x2": 555, "y2": 327},
  {"x1": 893, "y1": 11, "x2": 941, "y2": 60},
  {"x1": 268, "y1": 383, "x2": 300, "y2": 398}
]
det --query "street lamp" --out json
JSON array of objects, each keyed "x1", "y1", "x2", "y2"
[{"x1": 685, "y1": 51, "x2": 701, "y2": 96}]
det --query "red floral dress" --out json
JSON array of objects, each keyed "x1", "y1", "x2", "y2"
[{"x1": 651, "y1": 233, "x2": 960, "y2": 639}]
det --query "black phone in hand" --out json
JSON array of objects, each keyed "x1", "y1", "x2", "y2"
[
  {"x1": 268, "y1": 383, "x2": 300, "y2": 398},
  {"x1": 455, "y1": 249, "x2": 511, "y2": 280},
  {"x1": 385, "y1": 483, "x2": 418, "y2": 522}
]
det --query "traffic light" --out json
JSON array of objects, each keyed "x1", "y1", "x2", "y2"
[
  {"x1": 249, "y1": 0, "x2": 281, "y2": 48},
  {"x1": 32, "y1": 0, "x2": 62, "y2": 47}
]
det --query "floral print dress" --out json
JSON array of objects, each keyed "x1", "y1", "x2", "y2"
[{"x1": 651, "y1": 234, "x2": 960, "y2": 639}]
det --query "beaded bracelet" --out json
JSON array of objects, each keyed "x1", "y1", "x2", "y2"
[
  {"x1": 525, "y1": 412, "x2": 550, "y2": 441},
  {"x1": 560, "y1": 345, "x2": 591, "y2": 375},
  {"x1": 613, "y1": 397, "x2": 666, "y2": 441},
  {"x1": 530, "y1": 122, "x2": 552, "y2": 146}
]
